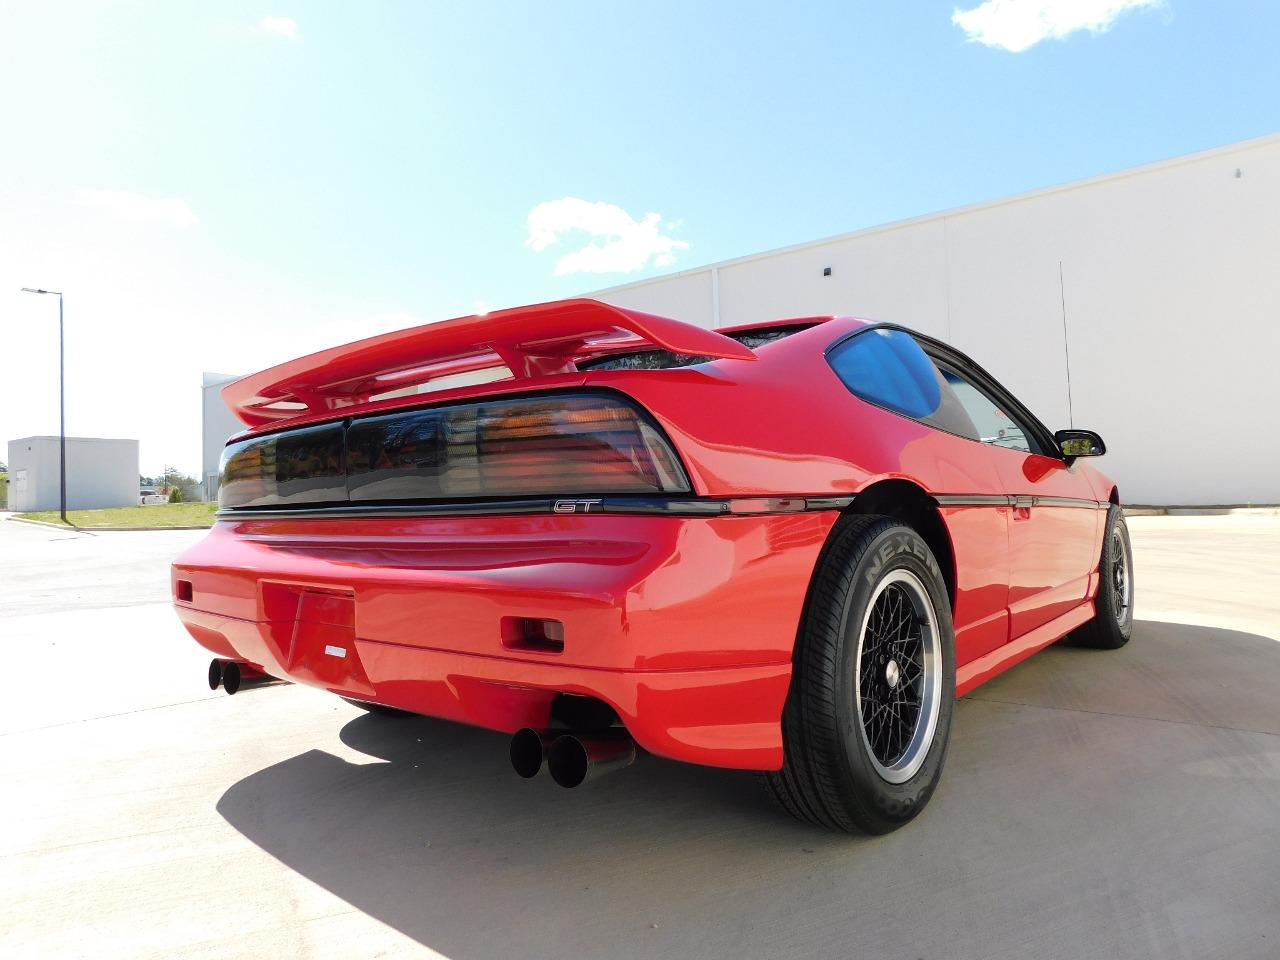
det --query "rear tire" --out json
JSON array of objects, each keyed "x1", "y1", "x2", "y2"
[
  {"x1": 1071, "y1": 505, "x2": 1134, "y2": 649},
  {"x1": 764, "y1": 515, "x2": 956, "y2": 834},
  {"x1": 341, "y1": 696, "x2": 415, "y2": 718}
]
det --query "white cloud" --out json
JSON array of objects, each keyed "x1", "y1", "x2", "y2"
[
  {"x1": 952, "y1": 0, "x2": 1161, "y2": 53},
  {"x1": 526, "y1": 198, "x2": 689, "y2": 276},
  {"x1": 75, "y1": 189, "x2": 198, "y2": 228},
  {"x1": 257, "y1": 16, "x2": 299, "y2": 39}
]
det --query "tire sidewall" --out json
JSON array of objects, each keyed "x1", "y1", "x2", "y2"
[
  {"x1": 1094, "y1": 506, "x2": 1135, "y2": 644},
  {"x1": 832, "y1": 524, "x2": 956, "y2": 826}
]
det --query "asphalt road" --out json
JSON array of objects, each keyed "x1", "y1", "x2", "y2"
[{"x1": 3, "y1": 514, "x2": 1278, "y2": 960}]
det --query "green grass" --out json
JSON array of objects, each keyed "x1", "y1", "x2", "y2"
[{"x1": 16, "y1": 501, "x2": 217, "y2": 529}]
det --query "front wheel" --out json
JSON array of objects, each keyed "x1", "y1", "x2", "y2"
[
  {"x1": 764, "y1": 515, "x2": 956, "y2": 834},
  {"x1": 1071, "y1": 505, "x2": 1134, "y2": 649}
]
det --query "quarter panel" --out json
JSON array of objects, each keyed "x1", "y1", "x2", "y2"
[{"x1": 605, "y1": 323, "x2": 1012, "y2": 501}]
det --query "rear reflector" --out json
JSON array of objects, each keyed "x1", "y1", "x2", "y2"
[
  {"x1": 502, "y1": 617, "x2": 565, "y2": 653},
  {"x1": 218, "y1": 391, "x2": 689, "y2": 510}
]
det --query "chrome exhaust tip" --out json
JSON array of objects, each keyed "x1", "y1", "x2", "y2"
[{"x1": 547, "y1": 734, "x2": 637, "y2": 788}]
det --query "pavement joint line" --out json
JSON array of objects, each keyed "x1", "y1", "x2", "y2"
[
  {"x1": 1, "y1": 821, "x2": 224, "y2": 861},
  {"x1": 0, "y1": 695, "x2": 226, "y2": 737},
  {"x1": 1, "y1": 599, "x2": 177, "y2": 618},
  {"x1": 963, "y1": 693, "x2": 1280, "y2": 739}
]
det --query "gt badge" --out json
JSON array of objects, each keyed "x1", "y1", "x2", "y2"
[{"x1": 553, "y1": 499, "x2": 604, "y2": 514}]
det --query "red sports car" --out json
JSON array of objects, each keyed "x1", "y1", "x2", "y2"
[{"x1": 173, "y1": 298, "x2": 1133, "y2": 833}]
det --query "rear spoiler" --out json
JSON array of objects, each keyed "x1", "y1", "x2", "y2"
[{"x1": 223, "y1": 298, "x2": 757, "y2": 427}]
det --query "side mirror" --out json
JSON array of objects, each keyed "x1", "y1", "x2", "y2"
[{"x1": 1055, "y1": 429, "x2": 1106, "y2": 459}]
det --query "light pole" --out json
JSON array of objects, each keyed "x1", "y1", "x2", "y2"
[{"x1": 19, "y1": 287, "x2": 67, "y2": 524}]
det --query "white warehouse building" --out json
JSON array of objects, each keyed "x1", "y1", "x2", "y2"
[
  {"x1": 590, "y1": 133, "x2": 1280, "y2": 507},
  {"x1": 202, "y1": 372, "x2": 243, "y2": 501},
  {"x1": 202, "y1": 134, "x2": 1279, "y2": 506}
]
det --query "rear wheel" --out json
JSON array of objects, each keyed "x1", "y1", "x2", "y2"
[
  {"x1": 764, "y1": 515, "x2": 956, "y2": 834},
  {"x1": 1071, "y1": 505, "x2": 1134, "y2": 649}
]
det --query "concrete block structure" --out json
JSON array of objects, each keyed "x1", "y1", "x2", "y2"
[{"x1": 6, "y1": 436, "x2": 139, "y2": 512}]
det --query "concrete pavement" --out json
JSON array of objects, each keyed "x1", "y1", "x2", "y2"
[{"x1": 2, "y1": 515, "x2": 1278, "y2": 959}]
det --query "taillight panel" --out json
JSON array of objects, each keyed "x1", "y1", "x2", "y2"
[
  {"x1": 218, "y1": 421, "x2": 346, "y2": 510},
  {"x1": 346, "y1": 393, "x2": 687, "y2": 501},
  {"x1": 219, "y1": 391, "x2": 689, "y2": 511}
]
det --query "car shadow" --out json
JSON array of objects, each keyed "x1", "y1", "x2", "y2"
[
  {"x1": 967, "y1": 618, "x2": 1280, "y2": 736},
  {"x1": 216, "y1": 619, "x2": 1280, "y2": 960},
  {"x1": 216, "y1": 711, "x2": 841, "y2": 958}
]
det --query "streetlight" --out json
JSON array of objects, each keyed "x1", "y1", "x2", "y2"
[{"x1": 19, "y1": 287, "x2": 67, "y2": 524}]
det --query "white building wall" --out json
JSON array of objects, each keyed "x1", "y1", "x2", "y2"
[
  {"x1": 600, "y1": 269, "x2": 717, "y2": 329},
  {"x1": 202, "y1": 373, "x2": 244, "y2": 501},
  {"x1": 7, "y1": 436, "x2": 139, "y2": 512},
  {"x1": 593, "y1": 134, "x2": 1280, "y2": 506}
]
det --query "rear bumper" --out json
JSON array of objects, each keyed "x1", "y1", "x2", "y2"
[{"x1": 172, "y1": 511, "x2": 838, "y2": 770}]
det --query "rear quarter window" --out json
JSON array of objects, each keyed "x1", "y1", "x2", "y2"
[{"x1": 827, "y1": 328, "x2": 978, "y2": 440}]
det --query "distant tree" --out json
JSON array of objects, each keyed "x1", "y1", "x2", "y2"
[
  {"x1": 163, "y1": 467, "x2": 202, "y2": 502},
  {"x1": 168, "y1": 487, "x2": 184, "y2": 503}
]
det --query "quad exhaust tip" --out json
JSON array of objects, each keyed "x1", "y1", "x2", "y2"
[
  {"x1": 548, "y1": 734, "x2": 636, "y2": 788},
  {"x1": 510, "y1": 727, "x2": 553, "y2": 779},
  {"x1": 208, "y1": 658, "x2": 286, "y2": 695},
  {"x1": 509, "y1": 727, "x2": 637, "y2": 787}
]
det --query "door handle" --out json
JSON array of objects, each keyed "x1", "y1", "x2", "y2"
[{"x1": 1012, "y1": 495, "x2": 1034, "y2": 519}]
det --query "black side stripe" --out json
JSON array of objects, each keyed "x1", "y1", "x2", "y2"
[
  {"x1": 217, "y1": 495, "x2": 859, "y2": 521},
  {"x1": 934, "y1": 494, "x2": 1105, "y2": 509},
  {"x1": 215, "y1": 492, "x2": 1103, "y2": 522},
  {"x1": 932, "y1": 494, "x2": 1011, "y2": 507}
]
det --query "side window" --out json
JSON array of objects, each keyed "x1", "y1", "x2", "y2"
[
  {"x1": 827, "y1": 328, "x2": 978, "y2": 440},
  {"x1": 936, "y1": 365, "x2": 1035, "y2": 454}
]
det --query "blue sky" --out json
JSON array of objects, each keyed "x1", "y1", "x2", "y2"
[{"x1": 2, "y1": 1, "x2": 1278, "y2": 476}]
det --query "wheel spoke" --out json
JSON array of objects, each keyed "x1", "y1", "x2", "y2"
[
  {"x1": 856, "y1": 576, "x2": 937, "y2": 776},
  {"x1": 1111, "y1": 531, "x2": 1131, "y2": 624}
]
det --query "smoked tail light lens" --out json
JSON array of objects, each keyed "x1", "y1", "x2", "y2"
[
  {"x1": 346, "y1": 394, "x2": 690, "y2": 501},
  {"x1": 219, "y1": 392, "x2": 690, "y2": 509},
  {"x1": 218, "y1": 422, "x2": 346, "y2": 509}
]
